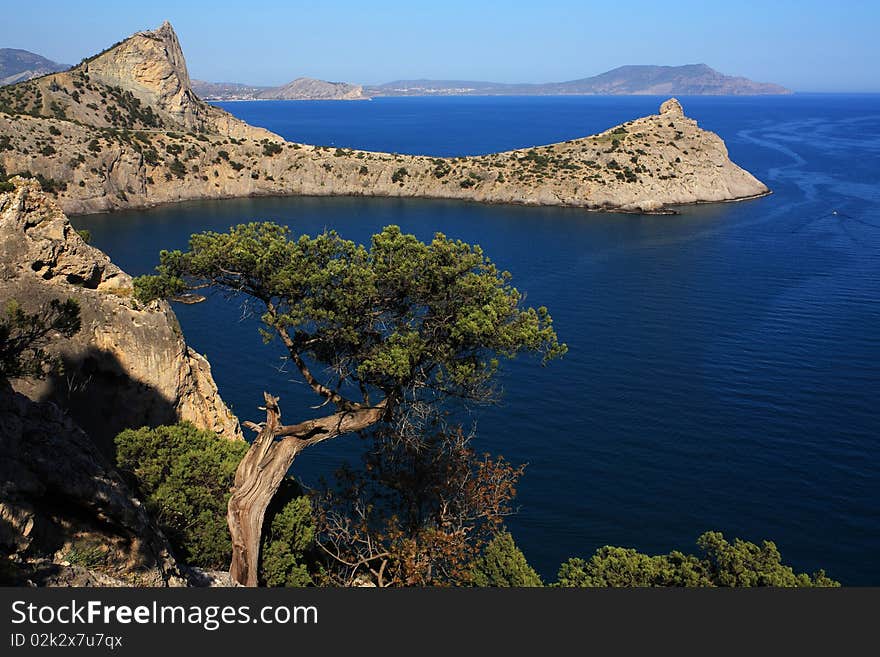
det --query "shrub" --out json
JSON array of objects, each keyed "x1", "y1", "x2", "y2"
[
  {"x1": 391, "y1": 167, "x2": 408, "y2": 184},
  {"x1": 115, "y1": 423, "x2": 317, "y2": 581},
  {"x1": 168, "y1": 158, "x2": 186, "y2": 179},
  {"x1": 115, "y1": 423, "x2": 248, "y2": 568},
  {"x1": 0, "y1": 298, "x2": 81, "y2": 381},
  {"x1": 260, "y1": 480, "x2": 315, "y2": 587},
  {"x1": 471, "y1": 532, "x2": 543, "y2": 587},
  {"x1": 262, "y1": 142, "x2": 283, "y2": 157},
  {"x1": 555, "y1": 532, "x2": 839, "y2": 587}
]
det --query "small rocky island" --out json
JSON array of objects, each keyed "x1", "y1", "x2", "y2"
[{"x1": 0, "y1": 22, "x2": 768, "y2": 216}]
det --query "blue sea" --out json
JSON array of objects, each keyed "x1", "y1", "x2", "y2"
[{"x1": 74, "y1": 95, "x2": 880, "y2": 584}]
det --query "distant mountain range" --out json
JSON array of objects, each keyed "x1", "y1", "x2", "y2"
[
  {"x1": 3, "y1": 50, "x2": 790, "y2": 99},
  {"x1": 0, "y1": 48, "x2": 69, "y2": 85},
  {"x1": 366, "y1": 65, "x2": 791, "y2": 96},
  {"x1": 192, "y1": 77, "x2": 368, "y2": 101}
]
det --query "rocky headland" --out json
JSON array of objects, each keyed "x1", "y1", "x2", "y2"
[
  {"x1": 0, "y1": 22, "x2": 769, "y2": 216},
  {"x1": 0, "y1": 178, "x2": 246, "y2": 586}
]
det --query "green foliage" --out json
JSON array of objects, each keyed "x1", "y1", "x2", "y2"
[
  {"x1": 115, "y1": 424, "x2": 317, "y2": 580},
  {"x1": 555, "y1": 532, "x2": 839, "y2": 587},
  {"x1": 141, "y1": 147, "x2": 159, "y2": 166},
  {"x1": 262, "y1": 142, "x2": 283, "y2": 157},
  {"x1": 260, "y1": 481, "x2": 315, "y2": 587},
  {"x1": 134, "y1": 223, "x2": 565, "y2": 408},
  {"x1": 0, "y1": 298, "x2": 81, "y2": 381},
  {"x1": 115, "y1": 423, "x2": 248, "y2": 569},
  {"x1": 63, "y1": 538, "x2": 108, "y2": 569},
  {"x1": 471, "y1": 532, "x2": 543, "y2": 587},
  {"x1": 391, "y1": 167, "x2": 409, "y2": 183},
  {"x1": 168, "y1": 158, "x2": 187, "y2": 179},
  {"x1": 75, "y1": 229, "x2": 91, "y2": 244}
]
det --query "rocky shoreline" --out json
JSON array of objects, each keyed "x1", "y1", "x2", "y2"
[{"x1": 0, "y1": 23, "x2": 769, "y2": 218}]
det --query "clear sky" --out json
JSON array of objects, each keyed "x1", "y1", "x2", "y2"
[{"x1": 1, "y1": 0, "x2": 877, "y2": 91}]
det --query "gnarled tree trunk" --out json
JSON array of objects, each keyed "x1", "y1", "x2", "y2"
[{"x1": 227, "y1": 392, "x2": 386, "y2": 587}]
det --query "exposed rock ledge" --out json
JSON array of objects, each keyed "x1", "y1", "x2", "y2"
[{"x1": 0, "y1": 179, "x2": 242, "y2": 452}]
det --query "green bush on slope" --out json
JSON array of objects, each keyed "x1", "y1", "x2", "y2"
[
  {"x1": 555, "y1": 531, "x2": 839, "y2": 587},
  {"x1": 115, "y1": 423, "x2": 316, "y2": 585}
]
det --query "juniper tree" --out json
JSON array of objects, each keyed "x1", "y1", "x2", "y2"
[{"x1": 135, "y1": 223, "x2": 565, "y2": 586}]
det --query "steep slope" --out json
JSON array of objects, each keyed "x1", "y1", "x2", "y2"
[
  {"x1": 0, "y1": 23, "x2": 769, "y2": 215},
  {"x1": 0, "y1": 49, "x2": 69, "y2": 86},
  {"x1": 0, "y1": 178, "x2": 242, "y2": 450},
  {"x1": 0, "y1": 22, "x2": 276, "y2": 140}
]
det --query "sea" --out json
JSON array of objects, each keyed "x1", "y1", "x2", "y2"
[{"x1": 73, "y1": 94, "x2": 880, "y2": 584}]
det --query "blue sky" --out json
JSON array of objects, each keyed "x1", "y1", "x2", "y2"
[{"x1": 1, "y1": 0, "x2": 877, "y2": 91}]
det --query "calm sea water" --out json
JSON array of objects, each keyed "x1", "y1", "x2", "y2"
[{"x1": 74, "y1": 95, "x2": 880, "y2": 584}]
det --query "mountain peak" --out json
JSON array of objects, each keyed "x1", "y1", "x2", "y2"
[{"x1": 83, "y1": 20, "x2": 200, "y2": 129}]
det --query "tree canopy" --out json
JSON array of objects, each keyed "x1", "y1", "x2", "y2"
[
  {"x1": 135, "y1": 222, "x2": 565, "y2": 586},
  {"x1": 135, "y1": 222, "x2": 565, "y2": 414}
]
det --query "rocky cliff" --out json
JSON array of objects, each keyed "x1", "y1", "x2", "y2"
[
  {"x1": 0, "y1": 178, "x2": 242, "y2": 451},
  {"x1": 0, "y1": 22, "x2": 769, "y2": 215}
]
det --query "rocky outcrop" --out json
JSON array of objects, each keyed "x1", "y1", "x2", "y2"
[
  {"x1": 0, "y1": 179, "x2": 242, "y2": 452},
  {"x1": 0, "y1": 22, "x2": 769, "y2": 216},
  {"x1": 0, "y1": 382, "x2": 183, "y2": 586},
  {"x1": 84, "y1": 22, "x2": 203, "y2": 130},
  {"x1": 0, "y1": 23, "x2": 276, "y2": 141}
]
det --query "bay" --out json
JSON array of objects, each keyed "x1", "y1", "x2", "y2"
[{"x1": 74, "y1": 94, "x2": 880, "y2": 584}]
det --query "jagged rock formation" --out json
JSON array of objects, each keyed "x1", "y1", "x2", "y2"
[
  {"x1": 0, "y1": 179, "x2": 242, "y2": 451},
  {"x1": 0, "y1": 382, "x2": 183, "y2": 586},
  {"x1": 0, "y1": 22, "x2": 769, "y2": 215},
  {"x1": 0, "y1": 22, "x2": 276, "y2": 141},
  {"x1": 0, "y1": 49, "x2": 69, "y2": 87}
]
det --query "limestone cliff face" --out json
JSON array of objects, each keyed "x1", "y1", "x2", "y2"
[
  {"x1": 84, "y1": 21, "x2": 203, "y2": 132},
  {"x1": 0, "y1": 179, "x2": 242, "y2": 452},
  {"x1": 0, "y1": 21, "x2": 769, "y2": 215}
]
